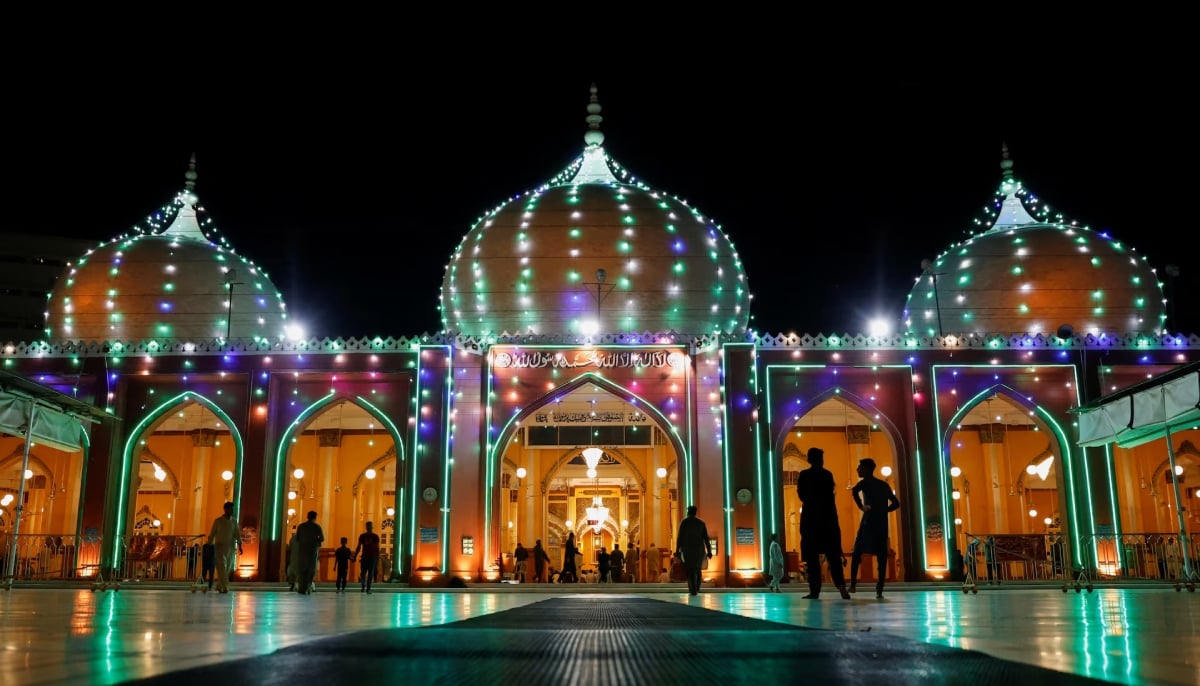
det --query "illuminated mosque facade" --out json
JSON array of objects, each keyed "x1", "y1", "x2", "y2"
[{"x1": 2, "y1": 87, "x2": 1197, "y2": 587}]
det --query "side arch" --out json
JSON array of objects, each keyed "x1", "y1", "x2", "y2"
[{"x1": 114, "y1": 391, "x2": 245, "y2": 565}]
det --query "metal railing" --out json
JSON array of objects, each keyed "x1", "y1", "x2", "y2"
[
  {"x1": 1, "y1": 534, "x2": 104, "y2": 581},
  {"x1": 1086, "y1": 533, "x2": 1196, "y2": 581},
  {"x1": 963, "y1": 533, "x2": 1067, "y2": 583},
  {"x1": 117, "y1": 534, "x2": 208, "y2": 582}
]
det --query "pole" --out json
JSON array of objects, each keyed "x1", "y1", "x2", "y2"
[
  {"x1": 5, "y1": 400, "x2": 37, "y2": 581},
  {"x1": 1163, "y1": 425, "x2": 1195, "y2": 579},
  {"x1": 932, "y1": 272, "x2": 944, "y2": 336}
]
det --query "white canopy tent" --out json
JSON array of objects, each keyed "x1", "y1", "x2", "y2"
[
  {"x1": 1, "y1": 370, "x2": 111, "y2": 587},
  {"x1": 1073, "y1": 361, "x2": 1200, "y2": 585}
]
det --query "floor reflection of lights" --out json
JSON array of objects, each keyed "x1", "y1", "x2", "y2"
[{"x1": 1, "y1": 588, "x2": 1197, "y2": 686}]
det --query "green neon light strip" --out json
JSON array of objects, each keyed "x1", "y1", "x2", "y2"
[
  {"x1": 121, "y1": 392, "x2": 245, "y2": 563},
  {"x1": 1104, "y1": 443, "x2": 1123, "y2": 571},
  {"x1": 719, "y1": 345, "x2": 735, "y2": 572},
  {"x1": 355, "y1": 394, "x2": 407, "y2": 576},
  {"x1": 1034, "y1": 401, "x2": 1087, "y2": 570},
  {"x1": 421, "y1": 345, "x2": 453, "y2": 573},
  {"x1": 483, "y1": 348, "x2": 496, "y2": 565},
  {"x1": 410, "y1": 357, "x2": 425, "y2": 563},
  {"x1": 272, "y1": 391, "x2": 336, "y2": 540},
  {"x1": 929, "y1": 368, "x2": 948, "y2": 572}
]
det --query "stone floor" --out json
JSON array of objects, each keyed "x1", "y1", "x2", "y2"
[{"x1": 1, "y1": 583, "x2": 1197, "y2": 685}]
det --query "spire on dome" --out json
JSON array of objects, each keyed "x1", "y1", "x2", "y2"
[
  {"x1": 184, "y1": 152, "x2": 198, "y2": 190},
  {"x1": 161, "y1": 155, "x2": 208, "y2": 241},
  {"x1": 584, "y1": 82, "x2": 605, "y2": 147},
  {"x1": 990, "y1": 143, "x2": 1038, "y2": 230},
  {"x1": 567, "y1": 83, "x2": 620, "y2": 185}
]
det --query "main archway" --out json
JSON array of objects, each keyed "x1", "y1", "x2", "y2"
[{"x1": 487, "y1": 372, "x2": 687, "y2": 578}]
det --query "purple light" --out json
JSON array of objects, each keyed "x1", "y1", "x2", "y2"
[
  {"x1": 673, "y1": 240, "x2": 685, "y2": 252},
  {"x1": 159, "y1": 301, "x2": 172, "y2": 311},
  {"x1": 739, "y1": 396, "x2": 751, "y2": 407},
  {"x1": 260, "y1": 372, "x2": 269, "y2": 379}
]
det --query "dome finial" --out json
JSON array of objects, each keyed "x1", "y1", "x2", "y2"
[
  {"x1": 1000, "y1": 141, "x2": 1014, "y2": 179},
  {"x1": 184, "y1": 152, "x2": 198, "y2": 191},
  {"x1": 584, "y1": 82, "x2": 605, "y2": 147}
]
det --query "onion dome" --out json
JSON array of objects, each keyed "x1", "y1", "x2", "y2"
[
  {"x1": 904, "y1": 145, "x2": 1165, "y2": 337},
  {"x1": 45, "y1": 155, "x2": 289, "y2": 344},
  {"x1": 440, "y1": 84, "x2": 750, "y2": 337}
]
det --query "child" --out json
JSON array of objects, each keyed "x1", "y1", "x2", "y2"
[
  {"x1": 334, "y1": 537, "x2": 352, "y2": 593},
  {"x1": 201, "y1": 542, "x2": 216, "y2": 591}
]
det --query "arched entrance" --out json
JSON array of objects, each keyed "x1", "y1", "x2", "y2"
[
  {"x1": 941, "y1": 387, "x2": 1072, "y2": 582},
  {"x1": 489, "y1": 373, "x2": 685, "y2": 581},
  {"x1": 276, "y1": 396, "x2": 404, "y2": 583},
  {"x1": 778, "y1": 391, "x2": 905, "y2": 585},
  {"x1": 118, "y1": 392, "x2": 244, "y2": 578}
]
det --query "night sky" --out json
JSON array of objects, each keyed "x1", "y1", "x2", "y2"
[{"x1": 8, "y1": 65, "x2": 1198, "y2": 339}]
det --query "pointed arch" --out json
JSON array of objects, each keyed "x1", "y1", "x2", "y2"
[
  {"x1": 938, "y1": 383, "x2": 1080, "y2": 565},
  {"x1": 0, "y1": 448, "x2": 53, "y2": 479},
  {"x1": 136, "y1": 447, "x2": 181, "y2": 496},
  {"x1": 351, "y1": 445, "x2": 399, "y2": 495},
  {"x1": 115, "y1": 391, "x2": 245, "y2": 563},
  {"x1": 270, "y1": 393, "x2": 405, "y2": 544},
  {"x1": 485, "y1": 371, "x2": 688, "y2": 566},
  {"x1": 773, "y1": 387, "x2": 906, "y2": 468}
]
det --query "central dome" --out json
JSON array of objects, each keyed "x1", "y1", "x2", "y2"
[{"x1": 440, "y1": 87, "x2": 750, "y2": 337}]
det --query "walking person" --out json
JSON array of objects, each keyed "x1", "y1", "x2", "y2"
[
  {"x1": 646, "y1": 543, "x2": 662, "y2": 583},
  {"x1": 626, "y1": 544, "x2": 640, "y2": 583},
  {"x1": 514, "y1": 542, "x2": 528, "y2": 583},
  {"x1": 354, "y1": 521, "x2": 380, "y2": 594},
  {"x1": 293, "y1": 511, "x2": 323, "y2": 595},
  {"x1": 333, "y1": 537, "x2": 352, "y2": 593},
  {"x1": 675, "y1": 505, "x2": 713, "y2": 596},
  {"x1": 206, "y1": 501, "x2": 242, "y2": 594},
  {"x1": 848, "y1": 458, "x2": 901, "y2": 599},
  {"x1": 597, "y1": 546, "x2": 610, "y2": 583},
  {"x1": 608, "y1": 544, "x2": 624, "y2": 583},
  {"x1": 796, "y1": 448, "x2": 851, "y2": 600},
  {"x1": 767, "y1": 532, "x2": 784, "y2": 592},
  {"x1": 561, "y1": 532, "x2": 578, "y2": 583},
  {"x1": 533, "y1": 539, "x2": 551, "y2": 583}
]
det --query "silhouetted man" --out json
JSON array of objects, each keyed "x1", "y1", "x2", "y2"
[
  {"x1": 796, "y1": 448, "x2": 850, "y2": 599},
  {"x1": 675, "y1": 505, "x2": 713, "y2": 596},
  {"x1": 849, "y1": 457, "x2": 900, "y2": 598}
]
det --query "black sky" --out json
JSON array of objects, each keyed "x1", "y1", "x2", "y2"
[{"x1": 7, "y1": 59, "x2": 1198, "y2": 338}]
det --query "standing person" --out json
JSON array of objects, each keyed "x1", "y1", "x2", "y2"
[
  {"x1": 849, "y1": 458, "x2": 901, "y2": 599},
  {"x1": 561, "y1": 532, "x2": 578, "y2": 583},
  {"x1": 533, "y1": 539, "x2": 551, "y2": 583},
  {"x1": 514, "y1": 542, "x2": 528, "y2": 583},
  {"x1": 285, "y1": 529, "x2": 299, "y2": 591},
  {"x1": 608, "y1": 544, "x2": 624, "y2": 583},
  {"x1": 646, "y1": 543, "x2": 662, "y2": 583},
  {"x1": 675, "y1": 505, "x2": 713, "y2": 596},
  {"x1": 353, "y1": 521, "x2": 381, "y2": 594},
  {"x1": 768, "y1": 533, "x2": 785, "y2": 592},
  {"x1": 626, "y1": 544, "x2": 640, "y2": 583},
  {"x1": 333, "y1": 537, "x2": 352, "y2": 593},
  {"x1": 796, "y1": 448, "x2": 851, "y2": 600},
  {"x1": 206, "y1": 501, "x2": 242, "y2": 594},
  {"x1": 597, "y1": 545, "x2": 610, "y2": 583},
  {"x1": 293, "y1": 511, "x2": 323, "y2": 595}
]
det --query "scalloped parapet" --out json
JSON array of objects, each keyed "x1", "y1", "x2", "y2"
[{"x1": 1, "y1": 331, "x2": 1196, "y2": 359}]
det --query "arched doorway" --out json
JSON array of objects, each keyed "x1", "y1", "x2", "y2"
[
  {"x1": 492, "y1": 376, "x2": 682, "y2": 582},
  {"x1": 942, "y1": 389, "x2": 1069, "y2": 582},
  {"x1": 278, "y1": 397, "x2": 403, "y2": 582},
  {"x1": 779, "y1": 393, "x2": 904, "y2": 585},
  {"x1": 119, "y1": 392, "x2": 243, "y2": 579}
]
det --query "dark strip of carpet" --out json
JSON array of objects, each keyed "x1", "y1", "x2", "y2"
[{"x1": 125, "y1": 596, "x2": 1116, "y2": 686}]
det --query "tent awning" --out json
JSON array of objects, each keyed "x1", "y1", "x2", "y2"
[
  {"x1": 1074, "y1": 361, "x2": 1200, "y2": 448},
  {"x1": 0, "y1": 369, "x2": 114, "y2": 452}
]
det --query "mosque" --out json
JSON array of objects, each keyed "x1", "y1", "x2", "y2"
[{"x1": 1, "y1": 87, "x2": 1197, "y2": 588}]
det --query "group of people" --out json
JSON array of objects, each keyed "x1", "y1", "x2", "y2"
[
  {"x1": 205, "y1": 505, "x2": 383, "y2": 595},
  {"x1": 511, "y1": 538, "x2": 667, "y2": 584},
  {"x1": 789, "y1": 448, "x2": 901, "y2": 599}
]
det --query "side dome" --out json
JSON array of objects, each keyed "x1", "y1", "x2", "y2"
[
  {"x1": 440, "y1": 86, "x2": 750, "y2": 337},
  {"x1": 46, "y1": 163, "x2": 289, "y2": 344},
  {"x1": 904, "y1": 149, "x2": 1165, "y2": 337}
]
